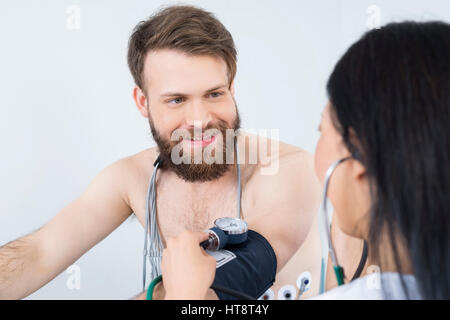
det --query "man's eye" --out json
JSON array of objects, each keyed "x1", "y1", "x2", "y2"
[
  {"x1": 169, "y1": 97, "x2": 184, "y2": 105},
  {"x1": 208, "y1": 92, "x2": 223, "y2": 98}
]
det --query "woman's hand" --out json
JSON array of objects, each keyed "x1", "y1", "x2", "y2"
[{"x1": 161, "y1": 230, "x2": 217, "y2": 300}]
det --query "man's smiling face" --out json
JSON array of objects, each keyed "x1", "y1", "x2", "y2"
[{"x1": 139, "y1": 49, "x2": 240, "y2": 182}]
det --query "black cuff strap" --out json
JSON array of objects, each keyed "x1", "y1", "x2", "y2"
[{"x1": 211, "y1": 229, "x2": 277, "y2": 300}]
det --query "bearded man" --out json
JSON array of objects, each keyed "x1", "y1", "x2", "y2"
[{"x1": 0, "y1": 5, "x2": 324, "y2": 300}]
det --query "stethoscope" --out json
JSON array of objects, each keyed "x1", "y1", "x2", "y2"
[{"x1": 318, "y1": 152, "x2": 368, "y2": 293}]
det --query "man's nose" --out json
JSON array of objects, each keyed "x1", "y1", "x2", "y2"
[{"x1": 184, "y1": 100, "x2": 212, "y2": 129}]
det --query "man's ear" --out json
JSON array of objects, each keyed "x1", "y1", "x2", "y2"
[
  {"x1": 133, "y1": 86, "x2": 149, "y2": 118},
  {"x1": 229, "y1": 80, "x2": 235, "y2": 98}
]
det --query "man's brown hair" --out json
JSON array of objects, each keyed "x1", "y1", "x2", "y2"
[{"x1": 127, "y1": 5, "x2": 237, "y2": 92}]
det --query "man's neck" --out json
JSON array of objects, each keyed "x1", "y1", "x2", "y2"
[{"x1": 163, "y1": 163, "x2": 239, "y2": 195}]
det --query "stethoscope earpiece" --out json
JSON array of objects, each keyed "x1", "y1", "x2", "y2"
[{"x1": 351, "y1": 150, "x2": 362, "y2": 161}]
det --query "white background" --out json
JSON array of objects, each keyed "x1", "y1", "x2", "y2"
[{"x1": 0, "y1": 0, "x2": 449, "y2": 299}]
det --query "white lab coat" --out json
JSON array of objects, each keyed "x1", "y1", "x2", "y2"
[{"x1": 309, "y1": 272, "x2": 421, "y2": 300}]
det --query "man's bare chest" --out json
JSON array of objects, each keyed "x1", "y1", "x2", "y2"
[{"x1": 130, "y1": 178, "x2": 241, "y2": 244}]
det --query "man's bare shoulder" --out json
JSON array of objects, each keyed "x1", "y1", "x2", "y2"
[
  {"x1": 277, "y1": 140, "x2": 313, "y2": 166},
  {"x1": 96, "y1": 147, "x2": 159, "y2": 202},
  {"x1": 239, "y1": 131, "x2": 315, "y2": 182},
  {"x1": 241, "y1": 132, "x2": 321, "y2": 217},
  {"x1": 121, "y1": 146, "x2": 159, "y2": 173}
]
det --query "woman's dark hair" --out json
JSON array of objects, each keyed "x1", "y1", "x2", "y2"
[{"x1": 327, "y1": 21, "x2": 450, "y2": 299}]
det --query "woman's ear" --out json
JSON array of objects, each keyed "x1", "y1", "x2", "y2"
[
  {"x1": 346, "y1": 128, "x2": 367, "y2": 180},
  {"x1": 352, "y1": 158, "x2": 367, "y2": 181},
  {"x1": 133, "y1": 86, "x2": 150, "y2": 118},
  {"x1": 344, "y1": 131, "x2": 369, "y2": 197}
]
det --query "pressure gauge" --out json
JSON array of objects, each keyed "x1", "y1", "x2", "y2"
[
  {"x1": 201, "y1": 217, "x2": 249, "y2": 251},
  {"x1": 214, "y1": 217, "x2": 248, "y2": 245}
]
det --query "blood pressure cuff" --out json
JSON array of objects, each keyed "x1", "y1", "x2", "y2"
[{"x1": 211, "y1": 229, "x2": 277, "y2": 300}]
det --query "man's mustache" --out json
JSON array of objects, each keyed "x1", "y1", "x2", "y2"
[{"x1": 168, "y1": 122, "x2": 231, "y2": 144}]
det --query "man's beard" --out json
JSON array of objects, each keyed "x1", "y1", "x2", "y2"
[{"x1": 148, "y1": 107, "x2": 241, "y2": 183}]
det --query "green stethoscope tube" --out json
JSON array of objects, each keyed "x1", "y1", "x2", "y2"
[{"x1": 146, "y1": 275, "x2": 163, "y2": 300}]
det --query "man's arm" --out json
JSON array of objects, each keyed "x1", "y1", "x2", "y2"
[
  {"x1": 0, "y1": 158, "x2": 134, "y2": 299},
  {"x1": 245, "y1": 149, "x2": 322, "y2": 272},
  {"x1": 132, "y1": 283, "x2": 218, "y2": 300}
]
